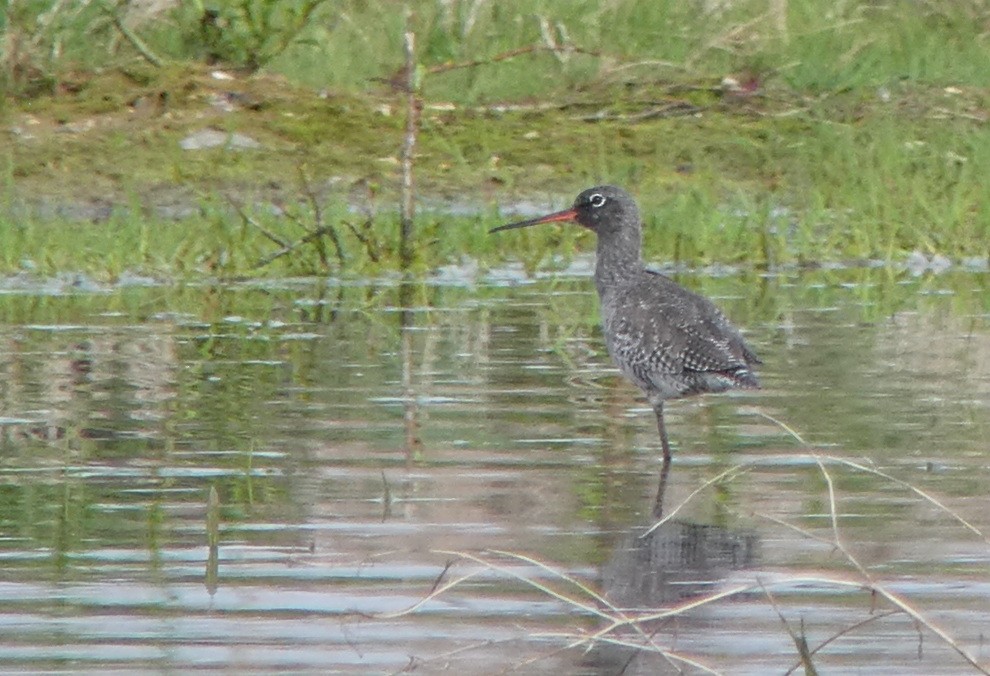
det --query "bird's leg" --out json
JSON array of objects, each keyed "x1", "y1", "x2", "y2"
[
  {"x1": 653, "y1": 401, "x2": 672, "y2": 465},
  {"x1": 652, "y1": 402, "x2": 671, "y2": 519},
  {"x1": 653, "y1": 453, "x2": 671, "y2": 519}
]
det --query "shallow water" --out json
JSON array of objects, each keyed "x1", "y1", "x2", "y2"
[{"x1": 0, "y1": 263, "x2": 988, "y2": 673}]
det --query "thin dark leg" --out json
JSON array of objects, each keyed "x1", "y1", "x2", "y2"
[
  {"x1": 652, "y1": 402, "x2": 671, "y2": 519},
  {"x1": 652, "y1": 452, "x2": 671, "y2": 519},
  {"x1": 653, "y1": 402, "x2": 672, "y2": 465}
]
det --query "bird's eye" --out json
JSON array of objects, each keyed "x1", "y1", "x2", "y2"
[{"x1": 589, "y1": 193, "x2": 607, "y2": 208}]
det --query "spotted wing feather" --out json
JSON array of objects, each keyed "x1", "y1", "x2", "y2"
[{"x1": 602, "y1": 271, "x2": 760, "y2": 401}]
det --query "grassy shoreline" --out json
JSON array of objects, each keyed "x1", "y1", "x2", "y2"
[{"x1": 1, "y1": 1, "x2": 988, "y2": 278}]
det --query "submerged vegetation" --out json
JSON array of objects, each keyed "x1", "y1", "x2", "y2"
[{"x1": 0, "y1": 0, "x2": 988, "y2": 277}]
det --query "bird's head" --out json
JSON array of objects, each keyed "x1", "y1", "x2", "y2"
[{"x1": 490, "y1": 185, "x2": 639, "y2": 237}]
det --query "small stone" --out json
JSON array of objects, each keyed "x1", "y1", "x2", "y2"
[
  {"x1": 179, "y1": 129, "x2": 261, "y2": 151},
  {"x1": 58, "y1": 119, "x2": 96, "y2": 134},
  {"x1": 8, "y1": 126, "x2": 35, "y2": 140},
  {"x1": 945, "y1": 150, "x2": 967, "y2": 165},
  {"x1": 720, "y1": 76, "x2": 740, "y2": 92},
  {"x1": 207, "y1": 93, "x2": 237, "y2": 113}
]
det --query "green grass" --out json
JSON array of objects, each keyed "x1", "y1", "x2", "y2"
[
  {"x1": 7, "y1": 1, "x2": 989, "y2": 103},
  {"x1": 258, "y1": 0, "x2": 990, "y2": 99},
  {"x1": 0, "y1": 0, "x2": 988, "y2": 277}
]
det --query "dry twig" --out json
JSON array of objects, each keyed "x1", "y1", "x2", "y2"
[
  {"x1": 102, "y1": 1, "x2": 164, "y2": 67},
  {"x1": 399, "y1": 25, "x2": 419, "y2": 269},
  {"x1": 758, "y1": 577, "x2": 819, "y2": 676},
  {"x1": 374, "y1": 411, "x2": 990, "y2": 673}
]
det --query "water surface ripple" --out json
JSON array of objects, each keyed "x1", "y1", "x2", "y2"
[{"x1": 0, "y1": 266, "x2": 988, "y2": 673}]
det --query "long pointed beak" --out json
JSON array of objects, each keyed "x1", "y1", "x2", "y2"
[{"x1": 489, "y1": 208, "x2": 578, "y2": 234}]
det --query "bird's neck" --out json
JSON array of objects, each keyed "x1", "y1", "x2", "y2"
[{"x1": 594, "y1": 226, "x2": 643, "y2": 297}]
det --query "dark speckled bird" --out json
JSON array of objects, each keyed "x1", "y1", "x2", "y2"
[{"x1": 491, "y1": 185, "x2": 761, "y2": 516}]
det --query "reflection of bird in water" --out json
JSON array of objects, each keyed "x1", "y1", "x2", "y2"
[
  {"x1": 588, "y1": 521, "x2": 758, "y2": 674},
  {"x1": 492, "y1": 186, "x2": 760, "y2": 516}
]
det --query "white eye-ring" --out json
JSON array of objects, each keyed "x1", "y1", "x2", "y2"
[{"x1": 589, "y1": 193, "x2": 607, "y2": 208}]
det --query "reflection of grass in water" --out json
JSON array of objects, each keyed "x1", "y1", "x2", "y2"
[{"x1": 381, "y1": 413, "x2": 989, "y2": 674}]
